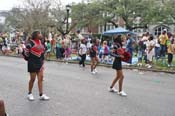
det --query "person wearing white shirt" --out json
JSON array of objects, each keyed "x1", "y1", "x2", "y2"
[
  {"x1": 154, "y1": 35, "x2": 161, "y2": 60},
  {"x1": 87, "y1": 37, "x2": 92, "y2": 49},
  {"x1": 79, "y1": 39, "x2": 87, "y2": 67},
  {"x1": 75, "y1": 30, "x2": 84, "y2": 53},
  {"x1": 146, "y1": 35, "x2": 155, "y2": 68},
  {"x1": 48, "y1": 32, "x2": 52, "y2": 41}
]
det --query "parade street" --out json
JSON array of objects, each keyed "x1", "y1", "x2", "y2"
[{"x1": 0, "y1": 56, "x2": 175, "y2": 116}]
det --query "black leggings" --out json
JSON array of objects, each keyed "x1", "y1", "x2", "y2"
[
  {"x1": 168, "y1": 53, "x2": 173, "y2": 64},
  {"x1": 79, "y1": 54, "x2": 86, "y2": 67}
]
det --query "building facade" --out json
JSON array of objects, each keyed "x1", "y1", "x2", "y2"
[{"x1": 0, "y1": 10, "x2": 8, "y2": 24}]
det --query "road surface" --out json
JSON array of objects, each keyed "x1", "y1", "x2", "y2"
[{"x1": 0, "y1": 56, "x2": 174, "y2": 116}]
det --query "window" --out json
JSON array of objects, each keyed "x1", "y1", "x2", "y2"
[
  {"x1": 154, "y1": 25, "x2": 170, "y2": 36},
  {"x1": 107, "y1": 25, "x2": 110, "y2": 30}
]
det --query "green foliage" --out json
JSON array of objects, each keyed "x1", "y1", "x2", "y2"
[
  {"x1": 4, "y1": 0, "x2": 175, "y2": 34},
  {"x1": 5, "y1": 0, "x2": 52, "y2": 33},
  {"x1": 5, "y1": 0, "x2": 68, "y2": 34},
  {"x1": 71, "y1": 0, "x2": 175, "y2": 31},
  {"x1": 71, "y1": 1, "x2": 102, "y2": 29},
  {"x1": 92, "y1": 34, "x2": 101, "y2": 39}
]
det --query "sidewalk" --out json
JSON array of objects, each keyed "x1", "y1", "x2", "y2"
[{"x1": 1, "y1": 54, "x2": 175, "y2": 74}]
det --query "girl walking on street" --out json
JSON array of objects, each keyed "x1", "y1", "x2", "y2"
[
  {"x1": 89, "y1": 38, "x2": 99, "y2": 74},
  {"x1": 79, "y1": 39, "x2": 87, "y2": 67},
  {"x1": 109, "y1": 35, "x2": 127, "y2": 96}
]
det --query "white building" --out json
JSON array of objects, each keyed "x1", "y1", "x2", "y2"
[
  {"x1": 0, "y1": 16, "x2": 5, "y2": 24},
  {"x1": 0, "y1": 10, "x2": 8, "y2": 24}
]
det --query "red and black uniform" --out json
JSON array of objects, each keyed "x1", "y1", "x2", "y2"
[
  {"x1": 22, "y1": 39, "x2": 45, "y2": 73},
  {"x1": 89, "y1": 45, "x2": 98, "y2": 58},
  {"x1": 111, "y1": 42, "x2": 122, "y2": 70}
]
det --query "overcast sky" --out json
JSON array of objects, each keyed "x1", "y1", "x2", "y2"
[{"x1": 0, "y1": 0, "x2": 82, "y2": 10}]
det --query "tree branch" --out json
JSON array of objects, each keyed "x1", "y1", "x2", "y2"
[
  {"x1": 56, "y1": 26, "x2": 65, "y2": 35},
  {"x1": 68, "y1": 22, "x2": 78, "y2": 33},
  {"x1": 107, "y1": 20, "x2": 118, "y2": 27}
]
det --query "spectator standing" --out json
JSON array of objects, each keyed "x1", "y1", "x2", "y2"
[
  {"x1": 56, "y1": 35, "x2": 62, "y2": 60},
  {"x1": 64, "y1": 35, "x2": 72, "y2": 62},
  {"x1": 154, "y1": 35, "x2": 161, "y2": 61},
  {"x1": 137, "y1": 35, "x2": 145, "y2": 66},
  {"x1": 167, "y1": 38, "x2": 175, "y2": 67},
  {"x1": 142, "y1": 32, "x2": 150, "y2": 64},
  {"x1": 46, "y1": 40, "x2": 51, "y2": 60},
  {"x1": 102, "y1": 41, "x2": 109, "y2": 63},
  {"x1": 51, "y1": 35, "x2": 56, "y2": 54},
  {"x1": 146, "y1": 35, "x2": 155, "y2": 68},
  {"x1": 126, "y1": 34, "x2": 134, "y2": 64},
  {"x1": 159, "y1": 29, "x2": 168, "y2": 58}
]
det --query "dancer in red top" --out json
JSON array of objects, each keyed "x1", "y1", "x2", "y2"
[
  {"x1": 108, "y1": 35, "x2": 127, "y2": 97},
  {"x1": 22, "y1": 31, "x2": 50, "y2": 101},
  {"x1": 89, "y1": 38, "x2": 99, "y2": 74}
]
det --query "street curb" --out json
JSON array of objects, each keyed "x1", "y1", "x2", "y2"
[{"x1": 1, "y1": 55, "x2": 175, "y2": 74}]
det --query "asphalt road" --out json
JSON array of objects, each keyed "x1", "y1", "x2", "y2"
[{"x1": 0, "y1": 56, "x2": 175, "y2": 116}]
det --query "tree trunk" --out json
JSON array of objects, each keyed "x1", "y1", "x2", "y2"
[
  {"x1": 104, "y1": 22, "x2": 107, "y2": 31},
  {"x1": 122, "y1": 16, "x2": 132, "y2": 30}
]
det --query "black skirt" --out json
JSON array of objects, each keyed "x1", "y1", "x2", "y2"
[
  {"x1": 28, "y1": 59, "x2": 43, "y2": 73},
  {"x1": 112, "y1": 57, "x2": 122, "y2": 70},
  {"x1": 90, "y1": 52, "x2": 96, "y2": 58}
]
